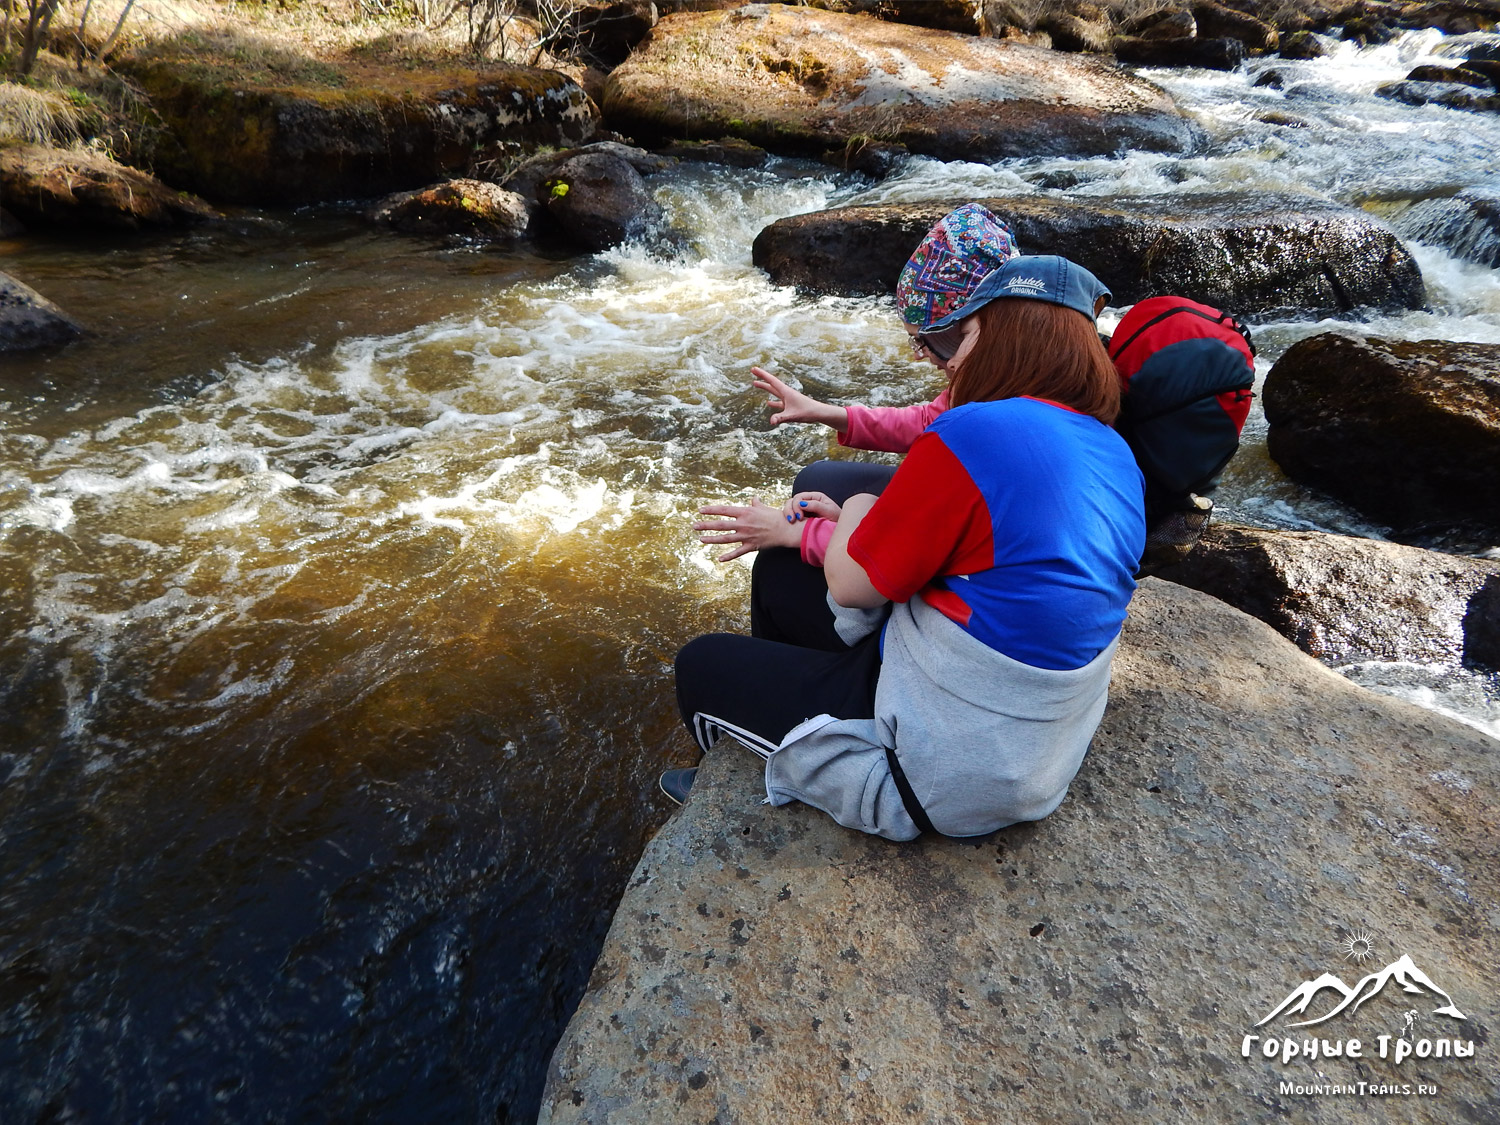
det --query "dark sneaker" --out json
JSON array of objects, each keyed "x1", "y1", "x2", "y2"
[
  {"x1": 659, "y1": 767, "x2": 698, "y2": 806},
  {"x1": 1139, "y1": 494, "x2": 1213, "y2": 575}
]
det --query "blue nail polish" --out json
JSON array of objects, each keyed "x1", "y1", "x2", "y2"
[{"x1": 799, "y1": 500, "x2": 808, "y2": 507}]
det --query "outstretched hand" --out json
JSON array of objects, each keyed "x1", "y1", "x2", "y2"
[
  {"x1": 751, "y1": 367, "x2": 849, "y2": 432},
  {"x1": 694, "y1": 497, "x2": 803, "y2": 562}
]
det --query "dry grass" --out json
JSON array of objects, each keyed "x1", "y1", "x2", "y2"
[{"x1": 0, "y1": 80, "x2": 86, "y2": 144}]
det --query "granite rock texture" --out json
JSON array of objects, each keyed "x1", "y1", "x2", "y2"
[
  {"x1": 0, "y1": 144, "x2": 216, "y2": 231},
  {"x1": 1154, "y1": 523, "x2": 1500, "y2": 666},
  {"x1": 604, "y1": 4, "x2": 1198, "y2": 159},
  {"x1": 540, "y1": 581, "x2": 1499, "y2": 1124},
  {"x1": 751, "y1": 194, "x2": 1424, "y2": 318},
  {"x1": 0, "y1": 270, "x2": 84, "y2": 351},
  {"x1": 1263, "y1": 333, "x2": 1500, "y2": 536},
  {"x1": 366, "y1": 179, "x2": 530, "y2": 239}
]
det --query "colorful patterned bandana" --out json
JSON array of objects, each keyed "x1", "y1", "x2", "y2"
[{"x1": 896, "y1": 204, "x2": 1020, "y2": 330}]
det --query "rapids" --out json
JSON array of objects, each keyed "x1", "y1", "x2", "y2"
[{"x1": 2, "y1": 28, "x2": 1498, "y2": 1122}]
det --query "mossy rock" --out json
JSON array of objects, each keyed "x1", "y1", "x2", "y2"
[{"x1": 120, "y1": 59, "x2": 598, "y2": 206}]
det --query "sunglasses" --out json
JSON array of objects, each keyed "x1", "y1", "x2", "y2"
[{"x1": 910, "y1": 322, "x2": 967, "y2": 362}]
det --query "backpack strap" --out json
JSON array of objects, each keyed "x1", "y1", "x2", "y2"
[{"x1": 1109, "y1": 304, "x2": 1257, "y2": 365}]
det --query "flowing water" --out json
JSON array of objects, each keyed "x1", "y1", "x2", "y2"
[{"x1": 3, "y1": 29, "x2": 1499, "y2": 1124}]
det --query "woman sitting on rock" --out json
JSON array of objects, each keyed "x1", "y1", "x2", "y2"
[{"x1": 664, "y1": 252, "x2": 1146, "y2": 840}]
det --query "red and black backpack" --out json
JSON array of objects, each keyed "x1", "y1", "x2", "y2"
[{"x1": 1108, "y1": 296, "x2": 1256, "y2": 517}]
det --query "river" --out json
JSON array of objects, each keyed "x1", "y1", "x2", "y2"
[{"x1": 2, "y1": 27, "x2": 1498, "y2": 1124}]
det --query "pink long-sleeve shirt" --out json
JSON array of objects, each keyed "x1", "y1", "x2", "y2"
[{"x1": 799, "y1": 390, "x2": 950, "y2": 565}]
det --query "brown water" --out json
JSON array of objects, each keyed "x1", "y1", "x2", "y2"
[{"x1": 0, "y1": 167, "x2": 929, "y2": 1122}]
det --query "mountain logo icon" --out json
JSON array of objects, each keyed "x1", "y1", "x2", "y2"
[{"x1": 1257, "y1": 954, "x2": 1467, "y2": 1028}]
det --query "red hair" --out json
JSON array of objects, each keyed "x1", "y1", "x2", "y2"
[{"x1": 946, "y1": 299, "x2": 1121, "y2": 425}]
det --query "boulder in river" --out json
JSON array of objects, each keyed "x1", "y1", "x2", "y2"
[
  {"x1": 0, "y1": 144, "x2": 217, "y2": 230},
  {"x1": 1191, "y1": 0, "x2": 1279, "y2": 50},
  {"x1": 1263, "y1": 333, "x2": 1500, "y2": 536},
  {"x1": 542, "y1": 150, "x2": 665, "y2": 250},
  {"x1": 750, "y1": 194, "x2": 1425, "y2": 318},
  {"x1": 0, "y1": 270, "x2": 84, "y2": 351},
  {"x1": 603, "y1": 4, "x2": 1199, "y2": 160},
  {"x1": 1153, "y1": 522, "x2": 1500, "y2": 665},
  {"x1": 1110, "y1": 33, "x2": 1248, "y2": 69},
  {"x1": 539, "y1": 579, "x2": 1500, "y2": 1123},
  {"x1": 1375, "y1": 78, "x2": 1500, "y2": 111},
  {"x1": 1277, "y1": 28, "x2": 1328, "y2": 57},
  {"x1": 1388, "y1": 187, "x2": 1500, "y2": 268},
  {"x1": 1464, "y1": 574, "x2": 1500, "y2": 668},
  {"x1": 119, "y1": 59, "x2": 596, "y2": 206},
  {"x1": 501, "y1": 140, "x2": 672, "y2": 215},
  {"x1": 365, "y1": 179, "x2": 530, "y2": 239}
]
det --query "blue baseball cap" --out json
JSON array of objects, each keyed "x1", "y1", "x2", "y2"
[{"x1": 926, "y1": 255, "x2": 1111, "y2": 331}]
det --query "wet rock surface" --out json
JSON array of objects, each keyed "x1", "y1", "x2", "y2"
[
  {"x1": 0, "y1": 144, "x2": 217, "y2": 230},
  {"x1": 365, "y1": 179, "x2": 530, "y2": 239},
  {"x1": 121, "y1": 62, "x2": 596, "y2": 206},
  {"x1": 542, "y1": 150, "x2": 664, "y2": 250},
  {"x1": 0, "y1": 270, "x2": 84, "y2": 351},
  {"x1": 751, "y1": 194, "x2": 1424, "y2": 317},
  {"x1": 1388, "y1": 187, "x2": 1500, "y2": 268},
  {"x1": 539, "y1": 580, "x2": 1499, "y2": 1124},
  {"x1": 1263, "y1": 333, "x2": 1500, "y2": 535},
  {"x1": 1464, "y1": 574, "x2": 1500, "y2": 668},
  {"x1": 1112, "y1": 32, "x2": 1248, "y2": 69},
  {"x1": 604, "y1": 4, "x2": 1198, "y2": 159},
  {"x1": 1154, "y1": 523, "x2": 1500, "y2": 665}
]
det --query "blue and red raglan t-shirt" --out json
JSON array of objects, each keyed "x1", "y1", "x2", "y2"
[{"x1": 847, "y1": 396, "x2": 1146, "y2": 671}]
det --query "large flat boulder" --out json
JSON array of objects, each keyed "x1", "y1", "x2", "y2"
[
  {"x1": 1263, "y1": 333, "x2": 1500, "y2": 536},
  {"x1": 751, "y1": 194, "x2": 1425, "y2": 317},
  {"x1": 120, "y1": 60, "x2": 596, "y2": 206},
  {"x1": 0, "y1": 144, "x2": 217, "y2": 230},
  {"x1": 603, "y1": 4, "x2": 1199, "y2": 159},
  {"x1": 1154, "y1": 523, "x2": 1500, "y2": 665},
  {"x1": 540, "y1": 580, "x2": 1499, "y2": 1123}
]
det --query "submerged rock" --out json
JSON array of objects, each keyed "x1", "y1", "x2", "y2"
[
  {"x1": 751, "y1": 194, "x2": 1424, "y2": 317},
  {"x1": 366, "y1": 179, "x2": 530, "y2": 239},
  {"x1": 604, "y1": 4, "x2": 1199, "y2": 160},
  {"x1": 1154, "y1": 523, "x2": 1500, "y2": 665},
  {"x1": 0, "y1": 144, "x2": 217, "y2": 230},
  {"x1": 121, "y1": 60, "x2": 596, "y2": 205},
  {"x1": 1264, "y1": 333, "x2": 1500, "y2": 536},
  {"x1": 539, "y1": 580, "x2": 1499, "y2": 1123},
  {"x1": 0, "y1": 270, "x2": 84, "y2": 351}
]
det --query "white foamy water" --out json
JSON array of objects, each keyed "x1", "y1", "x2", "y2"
[{"x1": 5, "y1": 33, "x2": 1499, "y2": 753}]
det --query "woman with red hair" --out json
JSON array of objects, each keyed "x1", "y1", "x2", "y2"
[{"x1": 667, "y1": 252, "x2": 1145, "y2": 840}]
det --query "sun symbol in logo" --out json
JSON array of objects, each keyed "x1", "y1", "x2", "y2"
[{"x1": 1338, "y1": 928, "x2": 1378, "y2": 963}]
